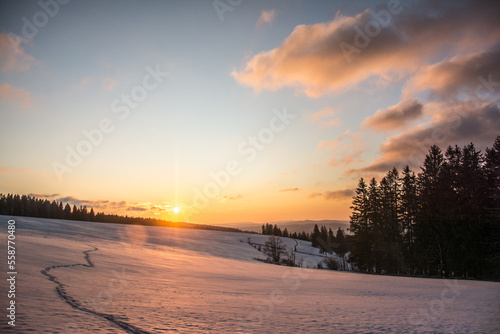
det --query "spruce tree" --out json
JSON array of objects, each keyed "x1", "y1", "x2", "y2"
[
  {"x1": 311, "y1": 224, "x2": 321, "y2": 248},
  {"x1": 349, "y1": 178, "x2": 373, "y2": 272}
]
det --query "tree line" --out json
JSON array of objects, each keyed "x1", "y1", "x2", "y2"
[
  {"x1": 349, "y1": 136, "x2": 500, "y2": 280},
  {"x1": 261, "y1": 222, "x2": 349, "y2": 257},
  {"x1": 0, "y1": 193, "x2": 242, "y2": 233},
  {"x1": 261, "y1": 223, "x2": 309, "y2": 240}
]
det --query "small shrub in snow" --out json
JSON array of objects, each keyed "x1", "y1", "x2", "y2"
[{"x1": 323, "y1": 257, "x2": 339, "y2": 270}]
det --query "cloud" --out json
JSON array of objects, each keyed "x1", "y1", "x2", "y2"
[
  {"x1": 0, "y1": 33, "x2": 35, "y2": 72},
  {"x1": 349, "y1": 101, "x2": 500, "y2": 175},
  {"x1": 127, "y1": 207, "x2": 148, "y2": 211},
  {"x1": 79, "y1": 76, "x2": 93, "y2": 87},
  {"x1": 0, "y1": 167, "x2": 28, "y2": 173},
  {"x1": 318, "y1": 129, "x2": 350, "y2": 151},
  {"x1": 319, "y1": 118, "x2": 342, "y2": 129},
  {"x1": 405, "y1": 48, "x2": 500, "y2": 100},
  {"x1": 102, "y1": 77, "x2": 116, "y2": 91},
  {"x1": 0, "y1": 84, "x2": 32, "y2": 108},
  {"x1": 306, "y1": 107, "x2": 341, "y2": 129},
  {"x1": 279, "y1": 188, "x2": 299, "y2": 192},
  {"x1": 363, "y1": 98, "x2": 423, "y2": 132},
  {"x1": 232, "y1": 1, "x2": 500, "y2": 97},
  {"x1": 310, "y1": 107, "x2": 336, "y2": 121},
  {"x1": 28, "y1": 193, "x2": 59, "y2": 198},
  {"x1": 219, "y1": 194, "x2": 243, "y2": 203},
  {"x1": 279, "y1": 169, "x2": 297, "y2": 176},
  {"x1": 257, "y1": 9, "x2": 276, "y2": 26},
  {"x1": 319, "y1": 130, "x2": 366, "y2": 168},
  {"x1": 53, "y1": 196, "x2": 133, "y2": 211},
  {"x1": 329, "y1": 154, "x2": 363, "y2": 167},
  {"x1": 309, "y1": 188, "x2": 355, "y2": 200}
]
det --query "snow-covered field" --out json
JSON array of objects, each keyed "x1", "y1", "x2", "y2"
[{"x1": 0, "y1": 216, "x2": 499, "y2": 333}]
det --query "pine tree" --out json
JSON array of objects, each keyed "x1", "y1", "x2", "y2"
[
  {"x1": 378, "y1": 168, "x2": 404, "y2": 274},
  {"x1": 349, "y1": 178, "x2": 373, "y2": 272},
  {"x1": 484, "y1": 136, "x2": 500, "y2": 278},
  {"x1": 400, "y1": 165, "x2": 418, "y2": 274},
  {"x1": 459, "y1": 143, "x2": 486, "y2": 278},
  {"x1": 335, "y1": 227, "x2": 348, "y2": 257},
  {"x1": 64, "y1": 203, "x2": 72, "y2": 219},
  {"x1": 311, "y1": 224, "x2": 321, "y2": 248},
  {"x1": 416, "y1": 145, "x2": 445, "y2": 276},
  {"x1": 319, "y1": 225, "x2": 329, "y2": 252},
  {"x1": 328, "y1": 227, "x2": 335, "y2": 253},
  {"x1": 72, "y1": 205, "x2": 79, "y2": 220},
  {"x1": 273, "y1": 224, "x2": 282, "y2": 236}
]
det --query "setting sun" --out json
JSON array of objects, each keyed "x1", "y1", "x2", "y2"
[{"x1": 173, "y1": 207, "x2": 180, "y2": 214}]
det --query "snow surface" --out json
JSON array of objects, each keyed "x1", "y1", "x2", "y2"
[{"x1": 0, "y1": 215, "x2": 499, "y2": 333}]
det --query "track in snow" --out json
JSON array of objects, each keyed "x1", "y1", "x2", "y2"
[{"x1": 41, "y1": 245, "x2": 154, "y2": 334}]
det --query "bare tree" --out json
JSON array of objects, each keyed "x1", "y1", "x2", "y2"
[{"x1": 263, "y1": 235, "x2": 287, "y2": 263}]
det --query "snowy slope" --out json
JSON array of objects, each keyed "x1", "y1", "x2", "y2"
[{"x1": 0, "y1": 215, "x2": 499, "y2": 333}]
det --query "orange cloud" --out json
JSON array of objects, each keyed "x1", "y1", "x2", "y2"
[
  {"x1": 279, "y1": 169, "x2": 297, "y2": 176},
  {"x1": 306, "y1": 107, "x2": 341, "y2": 129},
  {"x1": 318, "y1": 129, "x2": 350, "y2": 151},
  {"x1": 0, "y1": 167, "x2": 28, "y2": 173},
  {"x1": 232, "y1": 2, "x2": 500, "y2": 97},
  {"x1": 329, "y1": 154, "x2": 363, "y2": 167},
  {"x1": 220, "y1": 194, "x2": 243, "y2": 203},
  {"x1": 405, "y1": 48, "x2": 500, "y2": 100},
  {"x1": 310, "y1": 107, "x2": 335, "y2": 121},
  {"x1": 309, "y1": 188, "x2": 354, "y2": 200},
  {"x1": 279, "y1": 188, "x2": 299, "y2": 192},
  {"x1": 0, "y1": 84, "x2": 32, "y2": 108},
  {"x1": 0, "y1": 33, "x2": 35, "y2": 72},
  {"x1": 257, "y1": 9, "x2": 276, "y2": 26},
  {"x1": 28, "y1": 193, "x2": 59, "y2": 198},
  {"x1": 79, "y1": 76, "x2": 93, "y2": 87},
  {"x1": 319, "y1": 119, "x2": 342, "y2": 129},
  {"x1": 102, "y1": 77, "x2": 116, "y2": 91},
  {"x1": 363, "y1": 98, "x2": 423, "y2": 132}
]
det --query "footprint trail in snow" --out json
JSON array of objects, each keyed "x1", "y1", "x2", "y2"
[{"x1": 41, "y1": 245, "x2": 154, "y2": 334}]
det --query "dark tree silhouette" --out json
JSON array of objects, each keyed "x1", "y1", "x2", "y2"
[{"x1": 348, "y1": 137, "x2": 500, "y2": 280}]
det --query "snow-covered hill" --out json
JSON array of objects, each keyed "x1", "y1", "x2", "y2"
[{"x1": 1, "y1": 216, "x2": 499, "y2": 333}]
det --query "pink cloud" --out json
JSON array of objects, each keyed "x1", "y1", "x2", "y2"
[
  {"x1": 102, "y1": 77, "x2": 116, "y2": 91},
  {"x1": 0, "y1": 84, "x2": 32, "y2": 108},
  {"x1": 0, "y1": 33, "x2": 35, "y2": 72},
  {"x1": 257, "y1": 9, "x2": 276, "y2": 26},
  {"x1": 319, "y1": 118, "x2": 342, "y2": 129},
  {"x1": 363, "y1": 98, "x2": 423, "y2": 132},
  {"x1": 318, "y1": 129, "x2": 350, "y2": 151},
  {"x1": 405, "y1": 48, "x2": 500, "y2": 100},
  {"x1": 329, "y1": 154, "x2": 364, "y2": 167},
  {"x1": 79, "y1": 76, "x2": 93, "y2": 87},
  {"x1": 310, "y1": 107, "x2": 336, "y2": 122}
]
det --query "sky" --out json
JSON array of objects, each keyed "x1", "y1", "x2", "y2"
[{"x1": 1, "y1": 0, "x2": 499, "y2": 225}]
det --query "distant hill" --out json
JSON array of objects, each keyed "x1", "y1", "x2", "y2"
[{"x1": 218, "y1": 220, "x2": 350, "y2": 234}]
